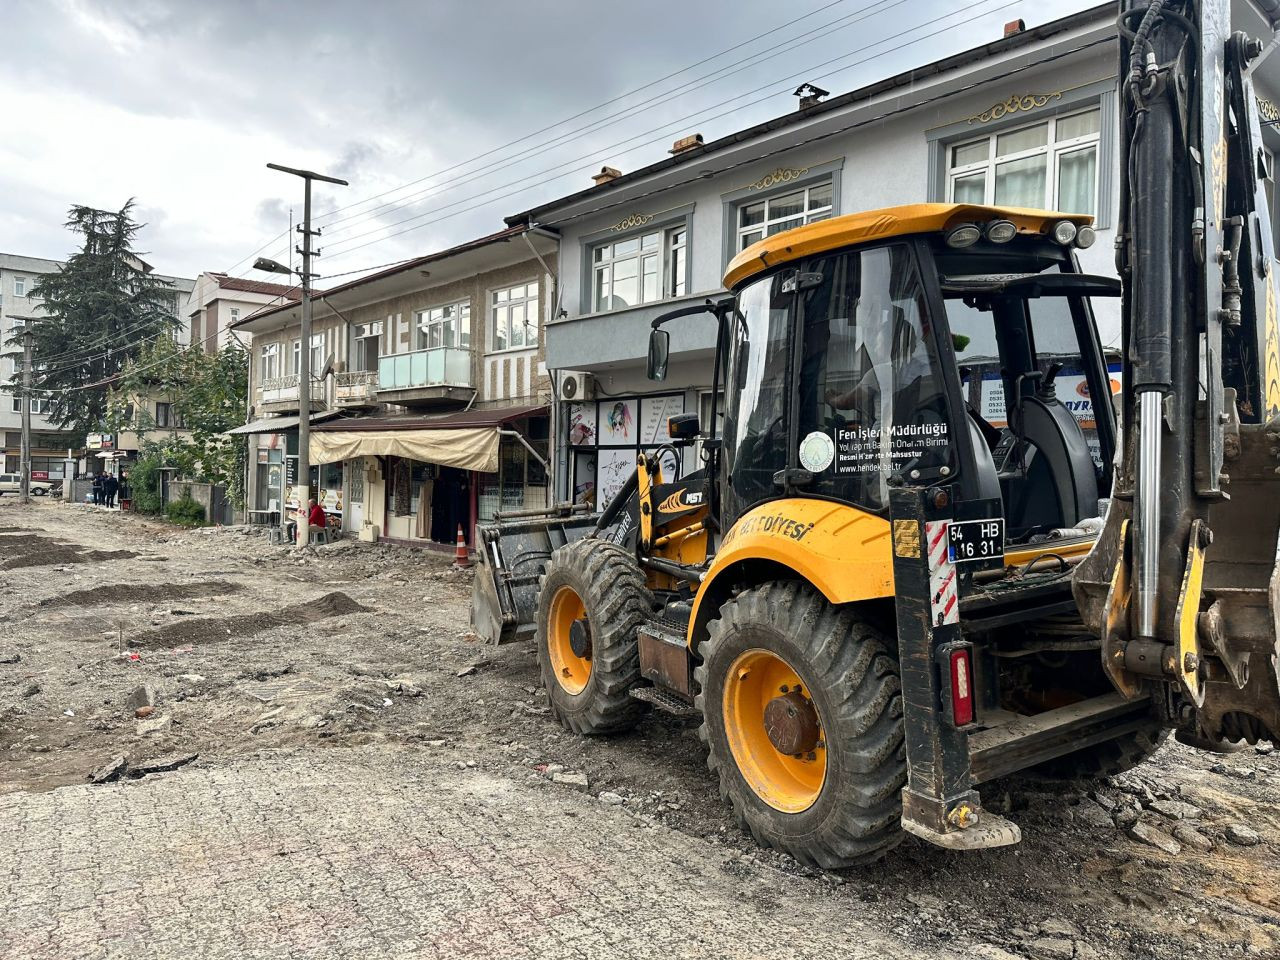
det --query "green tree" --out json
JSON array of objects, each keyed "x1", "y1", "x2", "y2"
[
  {"x1": 110, "y1": 337, "x2": 250, "y2": 508},
  {"x1": 28, "y1": 201, "x2": 182, "y2": 442}
]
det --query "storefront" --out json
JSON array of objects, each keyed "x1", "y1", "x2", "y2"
[
  {"x1": 310, "y1": 403, "x2": 548, "y2": 547},
  {"x1": 564, "y1": 392, "x2": 686, "y2": 509}
]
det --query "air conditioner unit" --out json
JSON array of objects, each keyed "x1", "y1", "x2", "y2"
[{"x1": 558, "y1": 371, "x2": 595, "y2": 403}]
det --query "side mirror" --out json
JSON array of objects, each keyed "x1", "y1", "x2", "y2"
[{"x1": 647, "y1": 328, "x2": 670, "y2": 381}]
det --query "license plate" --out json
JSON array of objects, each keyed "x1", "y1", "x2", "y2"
[{"x1": 948, "y1": 519, "x2": 1004, "y2": 564}]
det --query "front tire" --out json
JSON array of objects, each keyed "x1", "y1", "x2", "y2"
[
  {"x1": 535, "y1": 538, "x2": 653, "y2": 735},
  {"x1": 696, "y1": 582, "x2": 906, "y2": 867}
]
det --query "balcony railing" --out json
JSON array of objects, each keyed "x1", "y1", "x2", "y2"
[
  {"x1": 335, "y1": 369, "x2": 378, "y2": 404},
  {"x1": 259, "y1": 373, "x2": 299, "y2": 404},
  {"x1": 378, "y1": 347, "x2": 472, "y2": 391}
]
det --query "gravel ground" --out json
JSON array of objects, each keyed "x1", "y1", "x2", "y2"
[{"x1": 1, "y1": 497, "x2": 1277, "y2": 959}]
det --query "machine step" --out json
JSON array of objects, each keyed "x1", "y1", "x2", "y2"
[{"x1": 630, "y1": 685, "x2": 700, "y2": 717}]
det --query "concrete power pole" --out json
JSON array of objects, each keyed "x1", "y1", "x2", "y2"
[
  {"x1": 19, "y1": 325, "x2": 32, "y2": 506},
  {"x1": 265, "y1": 163, "x2": 347, "y2": 543}
]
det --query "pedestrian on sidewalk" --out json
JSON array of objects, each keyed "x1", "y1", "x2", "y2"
[
  {"x1": 104, "y1": 474, "x2": 118, "y2": 509},
  {"x1": 91, "y1": 473, "x2": 103, "y2": 506}
]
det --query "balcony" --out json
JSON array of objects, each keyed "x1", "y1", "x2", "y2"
[
  {"x1": 335, "y1": 369, "x2": 378, "y2": 407},
  {"x1": 258, "y1": 374, "x2": 299, "y2": 411},
  {"x1": 377, "y1": 347, "x2": 473, "y2": 407}
]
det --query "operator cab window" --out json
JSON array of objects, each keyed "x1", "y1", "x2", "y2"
[{"x1": 936, "y1": 242, "x2": 1116, "y2": 542}]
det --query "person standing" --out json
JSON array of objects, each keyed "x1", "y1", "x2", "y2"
[
  {"x1": 104, "y1": 473, "x2": 118, "y2": 509},
  {"x1": 91, "y1": 473, "x2": 103, "y2": 506}
]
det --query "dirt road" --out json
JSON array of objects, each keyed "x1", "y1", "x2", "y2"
[{"x1": 1, "y1": 499, "x2": 1277, "y2": 959}]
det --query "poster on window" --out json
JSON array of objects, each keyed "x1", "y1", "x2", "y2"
[
  {"x1": 597, "y1": 398, "x2": 637, "y2": 446},
  {"x1": 640, "y1": 394, "x2": 685, "y2": 445},
  {"x1": 573, "y1": 451, "x2": 597, "y2": 509},
  {"x1": 596, "y1": 448, "x2": 636, "y2": 505},
  {"x1": 567, "y1": 403, "x2": 596, "y2": 446},
  {"x1": 644, "y1": 446, "x2": 681, "y2": 481}
]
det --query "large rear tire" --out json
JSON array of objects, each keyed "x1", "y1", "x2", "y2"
[
  {"x1": 1032, "y1": 726, "x2": 1170, "y2": 780},
  {"x1": 535, "y1": 538, "x2": 653, "y2": 735},
  {"x1": 696, "y1": 582, "x2": 906, "y2": 867}
]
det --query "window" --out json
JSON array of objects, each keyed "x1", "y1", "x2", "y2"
[
  {"x1": 592, "y1": 227, "x2": 688, "y2": 312},
  {"x1": 123, "y1": 403, "x2": 135, "y2": 424},
  {"x1": 310, "y1": 333, "x2": 325, "y2": 374},
  {"x1": 260, "y1": 343, "x2": 280, "y2": 381},
  {"x1": 155, "y1": 402, "x2": 172, "y2": 428},
  {"x1": 492, "y1": 281, "x2": 540, "y2": 351},
  {"x1": 416, "y1": 301, "x2": 471, "y2": 350},
  {"x1": 352, "y1": 321, "x2": 382, "y2": 372},
  {"x1": 947, "y1": 108, "x2": 1101, "y2": 215},
  {"x1": 736, "y1": 180, "x2": 833, "y2": 252},
  {"x1": 291, "y1": 338, "x2": 301, "y2": 374},
  {"x1": 30, "y1": 396, "x2": 49, "y2": 415},
  {"x1": 230, "y1": 307, "x2": 240, "y2": 325},
  {"x1": 13, "y1": 277, "x2": 25, "y2": 297}
]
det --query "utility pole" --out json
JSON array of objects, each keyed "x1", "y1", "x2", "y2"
[
  {"x1": 264, "y1": 163, "x2": 347, "y2": 543},
  {"x1": 19, "y1": 325, "x2": 32, "y2": 506}
]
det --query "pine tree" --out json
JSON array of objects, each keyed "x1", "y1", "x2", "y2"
[{"x1": 28, "y1": 201, "x2": 182, "y2": 441}]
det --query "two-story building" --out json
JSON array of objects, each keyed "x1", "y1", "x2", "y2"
[
  {"x1": 229, "y1": 224, "x2": 557, "y2": 547},
  {"x1": 505, "y1": 2, "x2": 1280, "y2": 505}
]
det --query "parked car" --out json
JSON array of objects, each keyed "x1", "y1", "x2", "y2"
[{"x1": 0, "y1": 473, "x2": 55, "y2": 496}]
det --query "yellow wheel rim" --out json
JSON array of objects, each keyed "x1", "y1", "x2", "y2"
[
  {"x1": 723, "y1": 648, "x2": 827, "y2": 814},
  {"x1": 547, "y1": 585, "x2": 592, "y2": 695}
]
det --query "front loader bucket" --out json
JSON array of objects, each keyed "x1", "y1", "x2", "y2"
[
  {"x1": 1075, "y1": 421, "x2": 1280, "y2": 744},
  {"x1": 471, "y1": 515, "x2": 597, "y2": 644}
]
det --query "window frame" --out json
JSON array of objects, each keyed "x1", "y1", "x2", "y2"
[
  {"x1": 719, "y1": 161, "x2": 844, "y2": 271},
  {"x1": 309, "y1": 333, "x2": 325, "y2": 375},
  {"x1": 489, "y1": 280, "x2": 541, "y2": 354},
  {"x1": 734, "y1": 179, "x2": 835, "y2": 253},
  {"x1": 577, "y1": 204, "x2": 695, "y2": 316},
  {"x1": 260, "y1": 343, "x2": 280, "y2": 381},
  {"x1": 155, "y1": 401, "x2": 172, "y2": 428},
  {"x1": 588, "y1": 224, "x2": 688, "y2": 313},
  {"x1": 13, "y1": 277, "x2": 26, "y2": 297},
  {"x1": 945, "y1": 107, "x2": 1102, "y2": 215},
  {"x1": 415, "y1": 300, "x2": 471, "y2": 351},
  {"x1": 927, "y1": 81, "x2": 1116, "y2": 229},
  {"x1": 291, "y1": 338, "x2": 301, "y2": 375}
]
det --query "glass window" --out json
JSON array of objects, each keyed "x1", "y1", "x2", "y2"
[
  {"x1": 155, "y1": 402, "x2": 172, "y2": 428},
  {"x1": 310, "y1": 333, "x2": 324, "y2": 373},
  {"x1": 13, "y1": 277, "x2": 25, "y2": 297},
  {"x1": 947, "y1": 108, "x2": 1101, "y2": 216},
  {"x1": 291, "y1": 339, "x2": 300, "y2": 374},
  {"x1": 591, "y1": 226, "x2": 688, "y2": 312},
  {"x1": 416, "y1": 301, "x2": 470, "y2": 350},
  {"x1": 797, "y1": 244, "x2": 950, "y2": 512},
  {"x1": 261, "y1": 343, "x2": 279, "y2": 381},
  {"x1": 492, "y1": 281, "x2": 540, "y2": 351},
  {"x1": 736, "y1": 179, "x2": 834, "y2": 252}
]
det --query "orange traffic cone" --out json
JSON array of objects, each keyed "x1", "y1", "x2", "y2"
[{"x1": 453, "y1": 524, "x2": 472, "y2": 568}]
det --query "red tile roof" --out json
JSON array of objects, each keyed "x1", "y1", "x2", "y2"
[{"x1": 209, "y1": 272, "x2": 309, "y2": 299}]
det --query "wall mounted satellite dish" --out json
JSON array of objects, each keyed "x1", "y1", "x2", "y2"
[{"x1": 316, "y1": 353, "x2": 335, "y2": 381}]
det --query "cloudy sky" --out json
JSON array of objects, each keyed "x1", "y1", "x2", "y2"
[{"x1": 2, "y1": 0, "x2": 1097, "y2": 283}]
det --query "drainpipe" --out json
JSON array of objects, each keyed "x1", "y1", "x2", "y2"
[{"x1": 521, "y1": 225, "x2": 566, "y2": 502}]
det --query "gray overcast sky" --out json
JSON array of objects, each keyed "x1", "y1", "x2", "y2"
[{"x1": 1, "y1": 0, "x2": 1098, "y2": 282}]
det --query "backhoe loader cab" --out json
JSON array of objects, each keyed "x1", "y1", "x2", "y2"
[
  {"x1": 475, "y1": 203, "x2": 1168, "y2": 867},
  {"x1": 473, "y1": 0, "x2": 1280, "y2": 870}
]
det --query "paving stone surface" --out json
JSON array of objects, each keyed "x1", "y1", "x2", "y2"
[{"x1": 1, "y1": 748, "x2": 937, "y2": 960}]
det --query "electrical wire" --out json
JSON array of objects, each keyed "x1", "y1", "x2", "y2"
[{"x1": 319, "y1": 0, "x2": 1015, "y2": 264}]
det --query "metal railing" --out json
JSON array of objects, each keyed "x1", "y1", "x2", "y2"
[
  {"x1": 259, "y1": 373, "x2": 300, "y2": 404},
  {"x1": 335, "y1": 369, "x2": 378, "y2": 402}
]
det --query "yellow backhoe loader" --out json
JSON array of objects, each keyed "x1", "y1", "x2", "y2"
[{"x1": 473, "y1": 0, "x2": 1280, "y2": 866}]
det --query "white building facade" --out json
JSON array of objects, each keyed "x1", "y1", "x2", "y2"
[{"x1": 510, "y1": 2, "x2": 1280, "y2": 505}]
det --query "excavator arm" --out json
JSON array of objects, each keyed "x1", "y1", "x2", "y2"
[{"x1": 1074, "y1": 0, "x2": 1280, "y2": 744}]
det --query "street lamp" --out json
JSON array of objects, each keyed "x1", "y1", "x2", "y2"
[{"x1": 253, "y1": 257, "x2": 292, "y2": 276}]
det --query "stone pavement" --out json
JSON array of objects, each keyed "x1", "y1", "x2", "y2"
[{"x1": 1, "y1": 748, "x2": 947, "y2": 960}]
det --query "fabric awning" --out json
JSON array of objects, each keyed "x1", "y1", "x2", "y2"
[
  {"x1": 310, "y1": 427, "x2": 499, "y2": 472},
  {"x1": 225, "y1": 411, "x2": 341, "y2": 436},
  {"x1": 307, "y1": 404, "x2": 547, "y2": 473}
]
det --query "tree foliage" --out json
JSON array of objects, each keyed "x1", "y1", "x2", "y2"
[
  {"x1": 110, "y1": 336, "x2": 250, "y2": 508},
  {"x1": 28, "y1": 201, "x2": 182, "y2": 442}
]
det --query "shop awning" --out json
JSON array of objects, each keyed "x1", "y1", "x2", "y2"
[
  {"x1": 309, "y1": 404, "x2": 546, "y2": 473},
  {"x1": 225, "y1": 411, "x2": 343, "y2": 436}
]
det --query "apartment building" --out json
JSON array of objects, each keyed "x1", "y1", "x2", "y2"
[
  {"x1": 229, "y1": 225, "x2": 557, "y2": 547},
  {"x1": 0, "y1": 252, "x2": 194, "y2": 482},
  {"x1": 183, "y1": 271, "x2": 305, "y2": 353}
]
